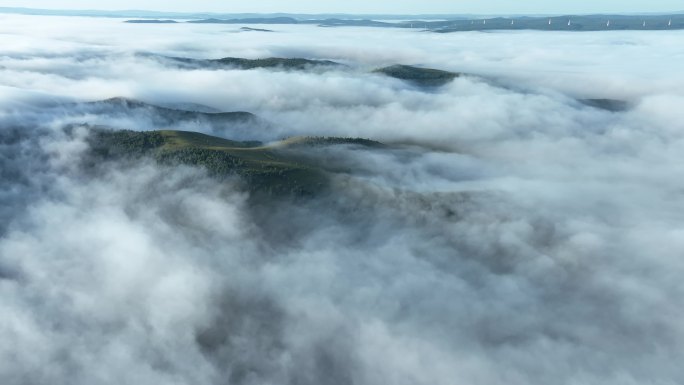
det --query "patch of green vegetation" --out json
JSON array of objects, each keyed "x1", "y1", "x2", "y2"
[
  {"x1": 374, "y1": 64, "x2": 460, "y2": 87},
  {"x1": 213, "y1": 57, "x2": 341, "y2": 70},
  {"x1": 87, "y1": 129, "x2": 165, "y2": 158},
  {"x1": 86, "y1": 129, "x2": 382, "y2": 197},
  {"x1": 275, "y1": 136, "x2": 385, "y2": 149},
  {"x1": 166, "y1": 56, "x2": 342, "y2": 71},
  {"x1": 157, "y1": 130, "x2": 259, "y2": 150}
]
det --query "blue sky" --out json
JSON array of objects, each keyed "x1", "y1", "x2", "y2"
[{"x1": 0, "y1": 0, "x2": 682, "y2": 14}]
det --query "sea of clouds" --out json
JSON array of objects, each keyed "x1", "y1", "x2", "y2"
[{"x1": 1, "y1": 14, "x2": 684, "y2": 385}]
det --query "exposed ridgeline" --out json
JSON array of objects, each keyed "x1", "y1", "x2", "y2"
[
  {"x1": 84, "y1": 97, "x2": 256, "y2": 123},
  {"x1": 142, "y1": 53, "x2": 461, "y2": 87},
  {"x1": 77, "y1": 97, "x2": 260, "y2": 137},
  {"x1": 372, "y1": 67, "x2": 632, "y2": 111},
  {"x1": 125, "y1": 14, "x2": 684, "y2": 31},
  {"x1": 84, "y1": 128, "x2": 384, "y2": 197},
  {"x1": 148, "y1": 55, "x2": 343, "y2": 71},
  {"x1": 188, "y1": 17, "x2": 300, "y2": 24},
  {"x1": 72, "y1": 97, "x2": 266, "y2": 140},
  {"x1": 315, "y1": 18, "x2": 392, "y2": 27},
  {"x1": 137, "y1": 55, "x2": 635, "y2": 108},
  {"x1": 127, "y1": 17, "x2": 392, "y2": 27},
  {"x1": 374, "y1": 65, "x2": 461, "y2": 87},
  {"x1": 125, "y1": 19, "x2": 178, "y2": 24},
  {"x1": 146, "y1": 54, "x2": 458, "y2": 86}
]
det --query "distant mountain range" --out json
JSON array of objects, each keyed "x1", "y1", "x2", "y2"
[
  {"x1": 2, "y1": 7, "x2": 683, "y2": 25},
  {"x1": 430, "y1": 14, "x2": 684, "y2": 32},
  {"x1": 123, "y1": 14, "x2": 684, "y2": 32},
  {"x1": 2, "y1": 7, "x2": 683, "y2": 31},
  {"x1": 0, "y1": 7, "x2": 475, "y2": 20}
]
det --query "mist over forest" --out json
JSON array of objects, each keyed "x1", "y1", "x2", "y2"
[{"x1": 1, "y1": 14, "x2": 684, "y2": 385}]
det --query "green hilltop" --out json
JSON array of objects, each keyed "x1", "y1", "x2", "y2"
[
  {"x1": 164, "y1": 56, "x2": 343, "y2": 71},
  {"x1": 374, "y1": 65, "x2": 460, "y2": 87},
  {"x1": 86, "y1": 128, "x2": 383, "y2": 197}
]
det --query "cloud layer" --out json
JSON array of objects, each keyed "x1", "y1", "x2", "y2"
[{"x1": 1, "y1": 15, "x2": 684, "y2": 385}]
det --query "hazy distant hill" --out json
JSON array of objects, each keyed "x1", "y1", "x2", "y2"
[
  {"x1": 122, "y1": 13, "x2": 684, "y2": 31},
  {"x1": 239, "y1": 27, "x2": 275, "y2": 32},
  {"x1": 188, "y1": 17, "x2": 299, "y2": 24},
  {"x1": 0, "y1": 7, "x2": 474, "y2": 20},
  {"x1": 428, "y1": 14, "x2": 684, "y2": 32},
  {"x1": 2, "y1": 7, "x2": 684, "y2": 31},
  {"x1": 183, "y1": 17, "x2": 392, "y2": 27},
  {"x1": 3, "y1": 7, "x2": 680, "y2": 31},
  {"x1": 315, "y1": 18, "x2": 392, "y2": 27},
  {"x1": 85, "y1": 97, "x2": 257, "y2": 124},
  {"x1": 125, "y1": 19, "x2": 178, "y2": 24},
  {"x1": 75, "y1": 98, "x2": 263, "y2": 139}
]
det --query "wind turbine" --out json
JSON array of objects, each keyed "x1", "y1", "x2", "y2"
[
  {"x1": 568, "y1": 20, "x2": 571, "y2": 26},
  {"x1": 606, "y1": 20, "x2": 610, "y2": 27},
  {"x1": 511, "y1": 19, "x2": 514, "y2": 25},
  {"x1": 548, "y1": 18, "x2": 552, "y2": 25},
  {"x1": 668, "y1": 19, "x2": 672, "y2": 27}
]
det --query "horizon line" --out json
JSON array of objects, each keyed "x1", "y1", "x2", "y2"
[{"x1": 1, "y1": 6, "x2": 683, "y2": 18}]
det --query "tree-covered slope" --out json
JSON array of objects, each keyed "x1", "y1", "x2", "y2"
[
  {"x1": 374, "y1": 65, "x2": 460, "y2": 87},
  {"x1": 86, "y1": 128, "x2": 383, "y2": 197},
  {"x1": 162, "y1": 56, "x2": 343, "y2": 71}
]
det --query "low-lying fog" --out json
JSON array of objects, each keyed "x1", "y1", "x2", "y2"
[{"x1": 1, "y1": 14, "x2": 683, "y2": 385}]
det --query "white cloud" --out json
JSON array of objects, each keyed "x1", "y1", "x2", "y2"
[{"x1": 1, "y1": 14, "x2": 684, "y2": 385}]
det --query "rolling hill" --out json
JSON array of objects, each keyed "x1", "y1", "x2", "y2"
[
  {"x1": 85, "y1": 128, "x2": 384, "y2": 197},
  {"x1": 374, "y1": 65, "x2": 461, "y2": 87},
  {"x1": 86, "y1": 97, "x2": 256, "y2": 122},
  {"x1": 158, "y1": 56, "x2": 344, "y2": 71}
]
